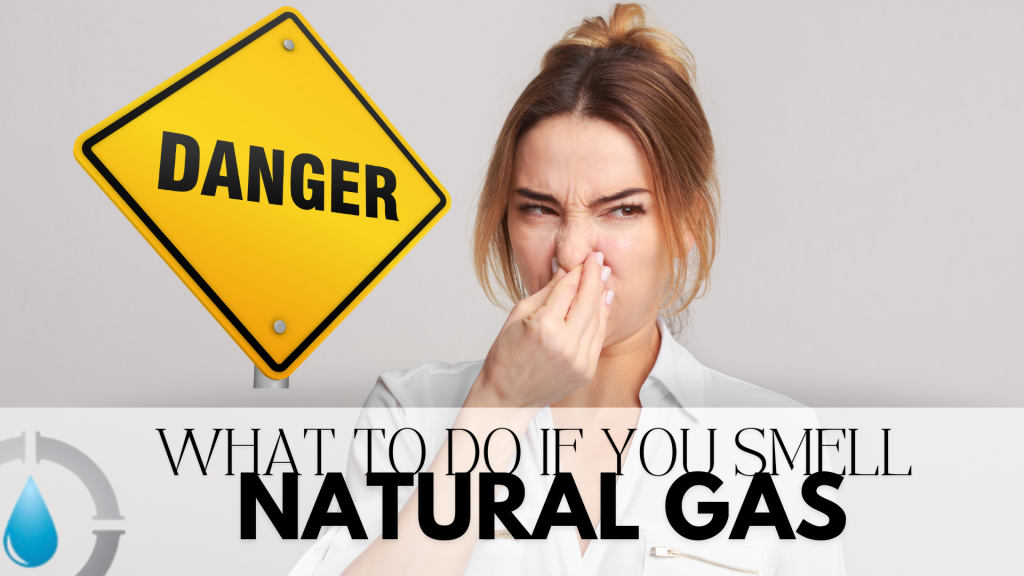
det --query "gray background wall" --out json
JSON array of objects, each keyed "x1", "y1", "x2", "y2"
[{"x1": 1, "y1": 0, "x2": 1021, "y2": 407}]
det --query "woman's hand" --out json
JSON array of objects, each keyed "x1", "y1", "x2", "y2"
[{"x1": 469, "y1": 251, "x2": 614, "y2": 409}]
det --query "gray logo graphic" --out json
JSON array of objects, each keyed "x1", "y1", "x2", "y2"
[{"x1": 0, "y1": 433, "x2": 123, "y2": 576}]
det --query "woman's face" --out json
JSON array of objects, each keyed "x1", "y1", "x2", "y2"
[{"x1": 508, "y1": 114, "x2": 672, "y2": 346}]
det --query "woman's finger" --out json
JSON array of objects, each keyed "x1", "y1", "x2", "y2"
[
  {"x1": 538, "y1": 262, "x2": 585, "y2": 321},
  {"x1": 565, "y1": 252, "x2": 607, "y2": 337},
  {"x1": 577, "y1": 291, "x2": 603, "y2": 363},
  {"x1": 586, "y1": 289, "x2": 613, "y2": 368},
  {"x1": 574, "y1": 256, "x2": 608, "y2": 355},
  {"x1": 512, "y1": 264, "x2": 567, "y2": 320}
]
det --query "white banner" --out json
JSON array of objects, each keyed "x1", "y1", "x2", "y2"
[{"x1": 0, "y1": 408, "x2": 1018, "y2": 575}]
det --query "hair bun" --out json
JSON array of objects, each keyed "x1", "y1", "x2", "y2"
[{"x1": 550, "y1": 3, "x2": 696, "y2": 84}]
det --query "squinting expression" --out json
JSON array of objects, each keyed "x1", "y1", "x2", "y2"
[{"x1": 509, "y1": 114, "x2": 672, "y2": 346}]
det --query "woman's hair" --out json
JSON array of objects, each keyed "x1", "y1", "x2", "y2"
[{"x1": 472, "y1": 3, "x2": 719, "y2": 319}]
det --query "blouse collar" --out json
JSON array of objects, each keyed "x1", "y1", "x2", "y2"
[{"x1": 640, "y1": 317, "x2": 706, "y2": 422}]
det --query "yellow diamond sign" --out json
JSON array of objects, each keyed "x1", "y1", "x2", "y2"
[{"x1": 73, "y1": 7, "x2": 450, "y2": 379}]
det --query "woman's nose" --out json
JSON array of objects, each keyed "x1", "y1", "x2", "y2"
[{"x1": 553, "y1": 219, "x2": 597, "y2": 271}]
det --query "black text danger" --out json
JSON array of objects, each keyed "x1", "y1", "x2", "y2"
[{"x1": 157, "y1": 131, "x2": 399, "y2": 221}]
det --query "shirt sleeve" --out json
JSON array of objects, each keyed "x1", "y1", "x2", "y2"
[
  {"x1": 772, "y1": 408, "x2": 848, "y2": 576},
  {"x1": 289, "y1": 369, "x2": 463, "y2": 576},
  {"x1": 288, "y1": 377, "x2": 419, "y2": 576}
]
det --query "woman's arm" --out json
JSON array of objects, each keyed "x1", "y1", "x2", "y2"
[{"x1": 338, "y1": 252, "x2": 612, "y2": 576}]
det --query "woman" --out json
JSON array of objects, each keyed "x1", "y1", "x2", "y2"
[{"x1": 292, "y1": 4, "x2": 844, "y2": 575}]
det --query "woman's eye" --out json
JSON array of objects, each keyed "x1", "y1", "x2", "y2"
[
  {"x1": 609, "y1": 204, "x2": 645, "y2": 218},
  {"x1": 520, "y1": 205, "x2": 557, "y2": 217}
]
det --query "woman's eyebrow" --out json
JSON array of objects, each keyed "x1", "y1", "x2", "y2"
[
  {"x1": 513, "y1": 188, "x2": 559, "y2": 203},
  {"x1": 588, "y1": 187, "x2": 650, "y2": 207},
  {"x1": 513, "y1": 186, "x2": 650, "y2": 206}
]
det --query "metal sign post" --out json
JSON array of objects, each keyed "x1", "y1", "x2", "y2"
[{"x1": 253, "y1": 366, "x2": 289, "y2": 389}]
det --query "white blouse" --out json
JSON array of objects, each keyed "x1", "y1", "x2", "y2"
[{"x1": 290, "y1": 319, "x2": 846, "y2": 576}]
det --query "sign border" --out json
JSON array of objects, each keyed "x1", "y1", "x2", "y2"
[{"x1": 74, "y1": 9, "x2": 448, "y2": 376}]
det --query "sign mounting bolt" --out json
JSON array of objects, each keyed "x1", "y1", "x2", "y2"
[
  {"x1": 283, "y1": 39, "x2": 294, "y2": 50},
  {"x1": 274, "y1": 320, "x2": 286, "y2": 334}
]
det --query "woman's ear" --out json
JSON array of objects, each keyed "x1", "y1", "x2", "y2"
[
  {"x1": 678, "y1": 190, "x2": 711, "y2": 258},
  {"x1": 667, "y1": 225, "x2": 695, "y2": 260},
  {"x1": 682, "y1": 228, "x2": 696, "y2": 257}
]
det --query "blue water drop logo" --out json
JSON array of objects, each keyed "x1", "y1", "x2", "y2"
[{"x1": 4, "y1": 476, "x2": 58, "y2": 567}]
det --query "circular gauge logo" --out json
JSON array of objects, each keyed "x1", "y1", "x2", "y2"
[{"x1": 0, "y1": 433, "x2": 123, "y2": 575}]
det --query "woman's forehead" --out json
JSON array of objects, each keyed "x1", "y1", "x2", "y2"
[{"x1": 513, "y1": 115, "x2": 652, "y2": 203}]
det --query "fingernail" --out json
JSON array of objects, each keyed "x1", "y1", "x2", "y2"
[
  {"x1": 601, "y1": 266, "x2": 611, "y2": 282},
  {"x1": 605, "y1": 290, "x2": 615, "y2": 305},
  {"x1": 551, "y1": 257, "x2": 558, "y2": 274},
  {"x1": 596, "y1": 252, "x2": 604, "y2": 267}
]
